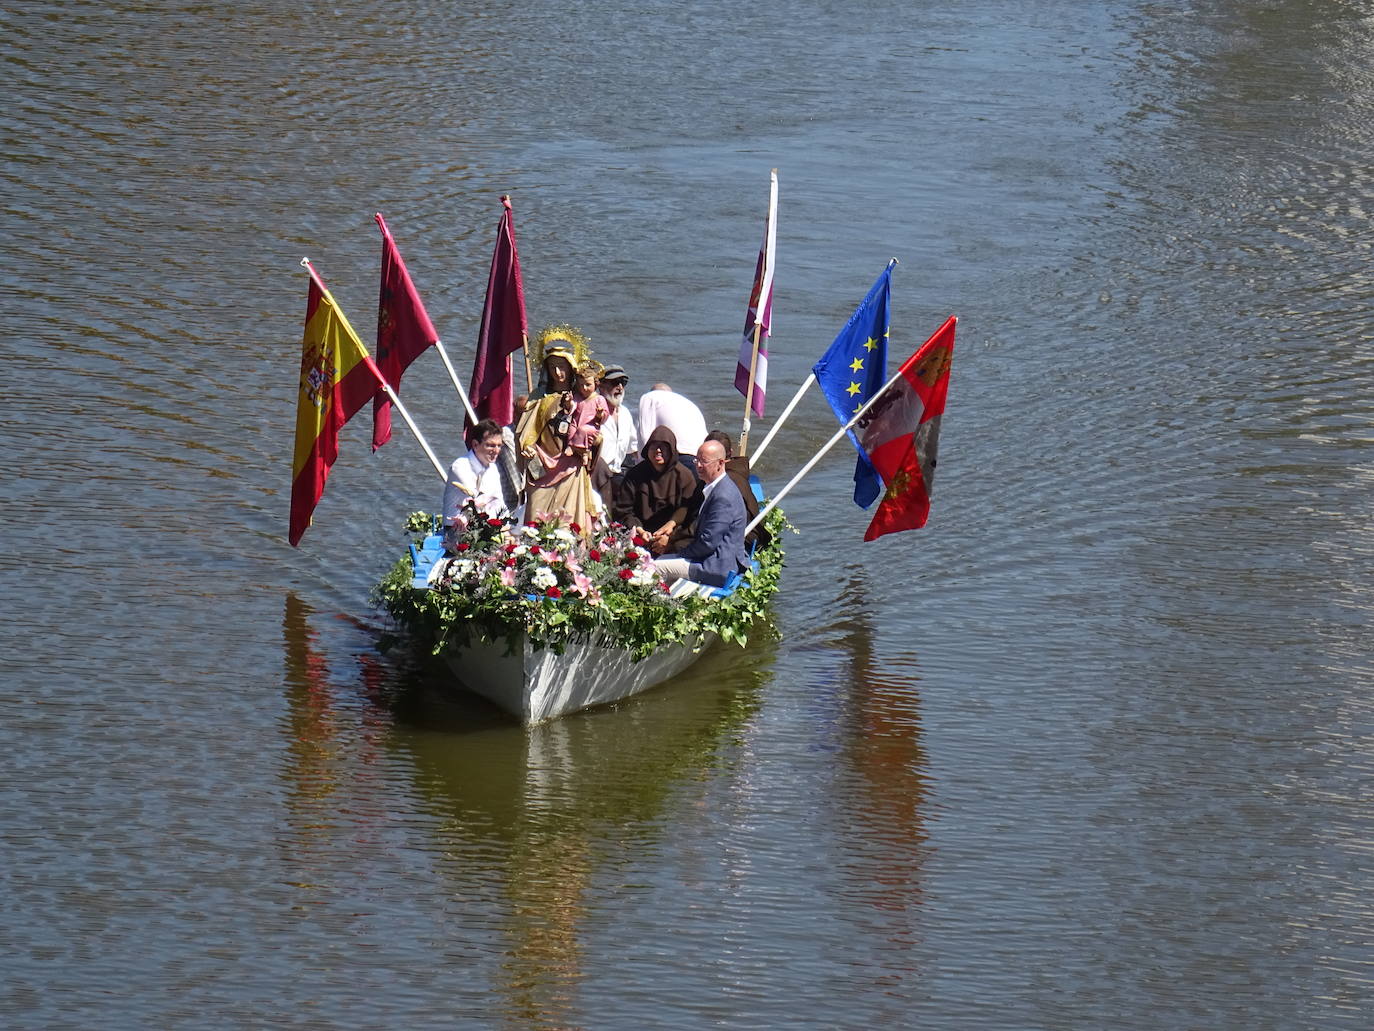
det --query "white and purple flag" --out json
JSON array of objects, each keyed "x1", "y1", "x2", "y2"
[{"x1": 735, "y1": 169, "x2": 777, "y2": 418}]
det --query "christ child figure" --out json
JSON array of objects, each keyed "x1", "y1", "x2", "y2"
[{"x1": 563, "y1": 365, "x2": 610, "y2": 467}]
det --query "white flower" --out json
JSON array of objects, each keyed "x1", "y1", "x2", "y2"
[
  {"x1": 521, "y1": 524, "x2": 541, "y2": 539},
  {"x1": 532, "y1": 567, "x2": 557, "y2": 590},
  {"x1": 552, "y1": 528, "x2": 576, "y2": 544},
  {"x1": 512, "y1": 545, "x2": 528, "y2": 557},
  {"x1": 629, "y1": 566, "x2": 657, "y2": 587}
]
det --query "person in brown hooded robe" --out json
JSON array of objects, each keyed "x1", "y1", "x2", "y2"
[{"x1": 612, "y1": 425, "x2": 698, "y2": 551}]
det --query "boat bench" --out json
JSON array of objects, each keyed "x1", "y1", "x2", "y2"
[{"x1": 409, "y1": 533, "x2": 447, "y2": 588}]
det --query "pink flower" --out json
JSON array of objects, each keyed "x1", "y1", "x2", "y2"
[
  {"x1": 572, "y1": 572, "x2": 593, "y2": 597},
  {"x1": 499, "y1": 566, "x2": 517, "y2": 587}
]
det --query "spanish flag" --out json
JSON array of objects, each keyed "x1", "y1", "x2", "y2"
[{"x1": 290, "y1": 265, "x2": 381, "y2": 546}]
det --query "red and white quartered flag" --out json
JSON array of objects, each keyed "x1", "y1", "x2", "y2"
[{"x1": 856, "y1": 315, "x2": 956, "y2": 541}]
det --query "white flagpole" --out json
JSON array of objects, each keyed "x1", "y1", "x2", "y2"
[
  {"x1": 373, "y1": 381, "x2": 448, "y2": 481},
  {"x1": 433, "y1": 340, "x2": 480, "y2": 425},
  {"x1": 301, "y1": 257, "x2": 449, "y2": 483},
  {"x1": 747, "y1": 373, "x2": 813, "y2": 468},
  {"x1": 746, "y1": 359, "x2": 908, "y2": 536}
]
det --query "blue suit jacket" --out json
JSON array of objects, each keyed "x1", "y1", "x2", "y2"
[{"x1": 668, "y1": 477, "x2": 749, "y2": 587}]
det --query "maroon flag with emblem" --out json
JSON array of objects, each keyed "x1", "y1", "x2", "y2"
[
  {"x1": 372, "y1": 213, "x2": 440, "y2": 451},
  {"x1": 467, "y1": 196, "x2": 527, "y2": 428},
  {"x1": 856, "y1": 316, "x2": 956, "y2": 541}
]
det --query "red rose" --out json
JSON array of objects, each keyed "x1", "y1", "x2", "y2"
[
  {"x1": 588, "y1": 548, "x2": 602, "y2": 562},
  {"x1": 504, "y1": 543, "x2": 516, "y2": 554},
  {"x1": 632, "y1": 535, "x2": 647, "y2": 547},
  {"x1": 456, "y1": 542, "x2": 470, "y2": 552},
  {"x1": 504, "y1": 557, "x2": 516, "y2": 568},
  {"x1": 546, "y1": 586, "x2": 562, "y2": 599},
  {"x1": 569, "y1": 522, "x2": 581, "y2": 535},
  {"x1": 618, "y1": 568, "x2": 634, "y2": 581},
  {"x1": 530, "y1": 544, "x2": 541, "y2": 556},
  {"x1": 487, "y1": 518, "x2": 502, "y2": 527}
]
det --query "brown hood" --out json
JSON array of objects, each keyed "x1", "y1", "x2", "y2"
[{"x1": 641, "y1": 424, "x2": 680, "y2": 463}]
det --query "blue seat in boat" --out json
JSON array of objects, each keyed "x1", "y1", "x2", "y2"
[{"x1": 409, "y1": 532, "x2": 447, "y2": 588}]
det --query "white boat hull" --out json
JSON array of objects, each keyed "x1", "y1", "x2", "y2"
[{"x1": 443, "y1": 631, "x2": 718, "y2": 725}]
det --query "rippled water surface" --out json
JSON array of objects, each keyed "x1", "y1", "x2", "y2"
[{"x1": 4, "y1": 1, "x2": 1373, "y2": 1027}]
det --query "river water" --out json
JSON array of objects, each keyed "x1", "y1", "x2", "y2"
[{"x1": 3, "y1": 1, "x2": 1373, "y2": 1027}]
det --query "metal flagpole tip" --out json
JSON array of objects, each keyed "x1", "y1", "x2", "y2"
[{"x1": 300, "y1": 256, "x2": 310, "y2": 267}]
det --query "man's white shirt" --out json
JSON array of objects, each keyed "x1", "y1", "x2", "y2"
[{"x1": 442, "y1": 449, "x2": 508, "y2": 524}]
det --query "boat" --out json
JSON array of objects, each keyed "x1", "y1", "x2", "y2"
[
  {"x1": 438, "y1": 627, "x2": 718, "y2": 725},
  {"x1": 373, "y1": 487, "x2": 784, "y2": 725}
]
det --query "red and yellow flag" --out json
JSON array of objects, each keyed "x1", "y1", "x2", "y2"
[{"x1": 290, "y1": 269, "x2": 380, "y2": 546}]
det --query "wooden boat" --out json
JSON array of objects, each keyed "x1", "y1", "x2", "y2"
[{"x1": 378, "y1": 485, "x2": 782, "y2": 725}]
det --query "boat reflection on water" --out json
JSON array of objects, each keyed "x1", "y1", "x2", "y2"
[{"x1": 387, "y1": 623, "x2": 777, "y2": 1024}]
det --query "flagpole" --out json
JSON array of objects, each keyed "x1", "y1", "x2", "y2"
[
  {"x1": 738, "y1": 169, "x2": 777, "y2": 459},
  {"x1": 300, "y1": 257, "x2": 449, "y2": 483},
  {"x1": 433, "y1": 339, "x2": 481, "y2": 425},
  {"x1": 521, "y1": 331, "x2": 533, "y2": 395},
  {"x1": 739, "y1": 320, "x2": 764, "y2": 456},
  {"x1": 746, "y1": 355, "x2": 910, "y2": 536},
  {"x1": 747, "y1": 373, "x2": 813, "y2": 468}
]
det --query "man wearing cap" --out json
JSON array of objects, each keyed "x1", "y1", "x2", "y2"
[{"x1": 596, "y1": 365, "x2": 640, "y2": 476}]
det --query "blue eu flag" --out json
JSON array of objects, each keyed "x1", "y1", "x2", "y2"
[{"x1": 812, "y1": 263, "x2": 892, "y2": 508}]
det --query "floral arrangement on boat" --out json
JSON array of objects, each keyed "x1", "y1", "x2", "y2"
[{"x1": 373, "y1": 499, "x2": 787, "y2": 661}]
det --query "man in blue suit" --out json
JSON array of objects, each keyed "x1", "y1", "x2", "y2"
[{"x1": 652, "y1": 439, "x2": 749, "y2": 587}]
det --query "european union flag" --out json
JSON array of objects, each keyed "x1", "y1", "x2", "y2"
[{"x1": 812, "y1": 262, "x2": 892, "y2": 508}]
